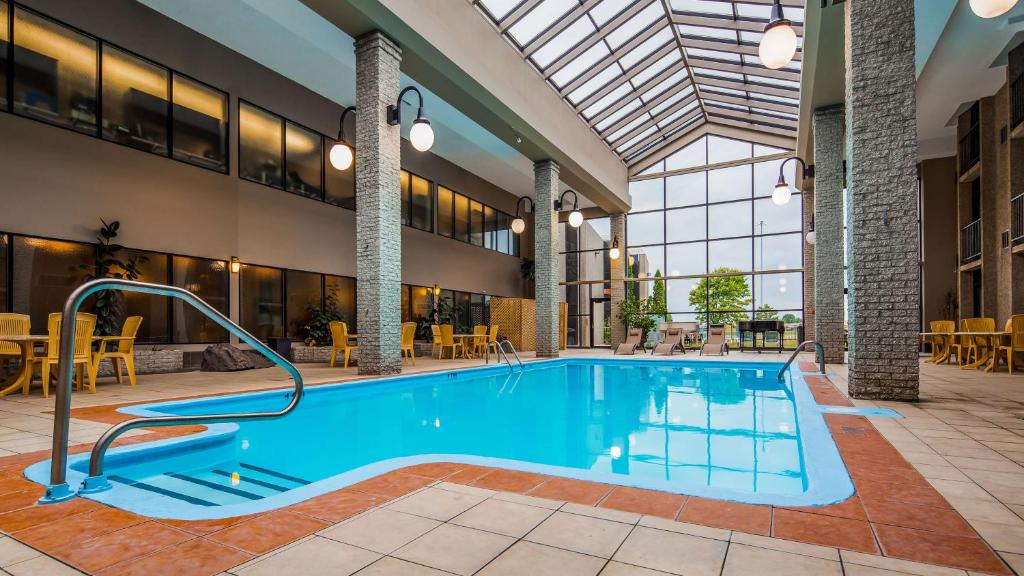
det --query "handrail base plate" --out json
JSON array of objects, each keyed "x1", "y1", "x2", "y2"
[
  {"x1": 38, "y1": 482, "x2": 77, "y2": 505},
  {"x1": 79, "y1": 475, "x2": 113, "y2": 494}
]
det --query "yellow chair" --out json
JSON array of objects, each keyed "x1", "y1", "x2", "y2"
[
  {"x1": 928, "y1": 320, "x2": 955, "y2": 364},
  {"x1": 996, "y1": 315, "x2": 1024, "y2": 374},
  {"x1": 438, "y1": 324, "x2": 462, "y2": 359},
  {"x1": 329, "y1": 321, "x2": 357, "y2": 368},
  {"x1": 486, "y1": 325, "x2": 500, "y2": 356},
  {"x1": 430, "y1": 325, "x2": 442, "y2": 358},
  {"x1": 32, "y1": 312, "x2": 97, "y2": 397},
  {"x1": 91, "y1": 316, "x2": 142, "y2": 386},
  {"x1": 963, "y1": 317, "x2": 996, "y2": 368},
  {"x1": 401, "y1": 322, "x2": 417, "y2": 365},
  {"x1": 0, "y1": 313, "x2": 30, "y2": 370},
  {"x1": 469, "y1": 325, "x2": 488, "y2": 358}
]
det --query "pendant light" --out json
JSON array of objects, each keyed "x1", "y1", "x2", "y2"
[
  {"x1": 969, "y1": 0, "x2": 1019, "y2": 18},
  {"x1": 759, "y1": 0, "x2": 799, "y2": 70}
]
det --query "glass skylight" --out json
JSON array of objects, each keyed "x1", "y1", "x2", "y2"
[{"x1": 472, "y1": 0, "x2": 802, "y2": 165}]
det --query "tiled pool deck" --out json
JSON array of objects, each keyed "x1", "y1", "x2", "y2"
[{"x1": 0, "y1": 351, "x2": 1020, "y2": 575}]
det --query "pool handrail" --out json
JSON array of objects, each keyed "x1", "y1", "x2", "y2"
[
  {"x1": 498, "y1": 339, "x2": 524, "y2": 371},
  {"x1": 40, "y1": 279, "x2": 304, "y2": 504},
  {"x1": 778, "y1": 341, "x2": 825, "y2": 382}
]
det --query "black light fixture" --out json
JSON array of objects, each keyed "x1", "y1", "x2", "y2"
[
  {"x1": 758, "y1": 0, "x2": 798, "y2": 70},
  {"x1": 387, "y1": 86, "x2": 434, "y2": 152},
  {"x1": 555, "y1": 190, "x2": 584, "y2": 228},
  {"x1": 609, "y1": 236, "x2": 621, "y2": 260},
  {"x1": 329, "y1": 106, "x2": 356, "y2": 171},
  {"x1": 969, "y1": 0, "x2": 1019, "y2": 17},
  {"x1": 510, "y1": 196, "x2": 534, "y2": 235},
  {"x1": 772, "y1": 156, "x2": 813, "y2": 206}
]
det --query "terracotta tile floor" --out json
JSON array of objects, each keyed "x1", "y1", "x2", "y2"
[{"x1": 0, "y1": 353, "x2": 1018, "y2": 575}]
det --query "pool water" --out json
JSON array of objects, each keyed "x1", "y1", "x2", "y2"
[{"x1": 26, "y1": 359, "x2": 854, "y2": 519}]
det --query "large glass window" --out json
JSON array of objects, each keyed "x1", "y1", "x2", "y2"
[
  {"x1": 470, "y1": 200, "x2": 484, "y2": 246},
  {"x1": 454, "y1": 192, "x2": 470, "y2": 243},
  {"x1": 437, "y1": 186, "x2": 454, "y2": 238},
  {"x1": 122, "y1": 250, "x2": 168, "y2": 343},
  {"x1": 10, "y1": 236, "x2": 90, "y2": 333},
  {"x1": 325, "y1": 274, "x2": 356, "y2": 325},
  {"x1": 0, "y1": 234, "x2": 8, "y2": 311},
  {"x1": 400, "y1": 170, "x2": 433, "y2": 231},
  {"x1": 285, "y1": 269, "x2": 320, "y2": 339},
  {"x1": 239, "y1": 264, "x2": 283, "y2": 340},
  {"x1": 171, "y1": 255, "x2": 227, "y2": 343},
  {"x1": 101, "y1": 45, "x2": 168, "y2": 154},
  {"x1": 285, "y1": 121, "x2": 322, "y2": 199},
  {"x1": 171, "y1": 74, "x2": 228, "y2": 173},
  {"x1": 0, "y1": 2, "x2": 8, "y2": 110},
  {"x1": 483, "y1": 205, "x2": 495, "y2": 250},
  {"x1": 12, "y1": 7, "x2": 98, "y2": 134},
  {"x1": 239, "y1": 102, "x2": 283, "y2": 188}
]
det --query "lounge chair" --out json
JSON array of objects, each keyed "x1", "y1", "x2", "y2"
[
  {"x1": 90, "y1": 316, "x2": 142, "y2": 386},
  {"x1": 615, "y1": 328, "x2": 643, "y2": 355},
  {"x1": 653, "y1": 328, "x2": 684, "y2": 355},
  {"x1": 678, "y1": 321, "x2": 700, "y2": 350},
  {"x1": 329, "y1": 321, "x2": 357, "y2": 368},
  {"x1": 400, "y1": 322, "x2": 416, "y2": 365},
  {"x1": 701, "y1": 325, "x2": 728, "y2": 356}
]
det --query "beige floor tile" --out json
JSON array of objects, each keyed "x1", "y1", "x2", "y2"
[
  {"x1": 945, "y1": 456, "x2": 1023, "y2": 473},
  {"x1": 384, "y1": 487, "x2": 487, "y2": 521},
  {"x1": 0, "y1": 538, "x2": 40, "y2": 568},
  {"x1": 842, "y1": 565, "x2": 918, "y2": 576},
  {"x1": 478, "y1": 541, "x2": 606, "y2": 576},
  {"x1": 722, "y1": 543, "x2": 841, "y2": 576},
  {"x1": 840, "y1": 550, "x2": 968, "y2": 576},
  {"x1": 524, "y1": 511, "x2": 633, "y2": 558},
  {"x1": 912, "y1": 463, "x2": 971, "y2": 482},
  {"x1": 450, "y1": 497, "x2": 554, "y2": 537},
  {"x1": 998, "y1": 552, "x2": 1024, "y2": 575},
  {"x1": 490, "y1": 491, "x2": 564, "y2": 510},
  {"x1": 353, "y1": 557, "x2": 452, "y2": 575},
  {"x1": 927, "y1": 478, "x2": 997, "y2": 501},
  {"x1": 599, "y1": 562, "x2": 674, "y2": 575},
  {"x1": 5, "y1": 555, "x2": 84, "y2": 576},
  {"x1": 319, "y1": 508, "x2": 441, "y2": 554},
  {"x1": 393, "y1": 523, "x2": 514, "y2": 576},
  {"x1": 637, "y1": 515, "x2": 731, "y2": 541},
  {"x1": 945, "y1": 496, "x2": 1024, "y2": 525},
  {"x1": 235, "y1": 537, "x2": 380, "y2": 576},
  {"x1": 434, "y1": 481, "x2": 497, "y2": 498},
  {"x1": 966, "y1": 520, "x2": 1024, "y2": 554},
  {"x1": 612, "y1": 526, "x2": 727, "y2": 576},
  {"x1": 729, "y1": 531, "x2": 839, "y2": 561},
  {"x1": 561, "y1": 502, "x2": 641, "y2": 525}
]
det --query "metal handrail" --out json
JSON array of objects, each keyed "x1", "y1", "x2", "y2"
[
  {"x1": 499, "y1": 339, "x2": 524, "y2": 370},
  {"x1": 41, "y1": 279, "x2": 304, "y2": 504},
  {"x1": 777, "y1": 340, "x2": 825, "y2": 382}
]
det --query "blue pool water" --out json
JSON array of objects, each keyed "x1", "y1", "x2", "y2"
[{"x1": 26, "y1": 359, "x2": 855, "y2": 519}]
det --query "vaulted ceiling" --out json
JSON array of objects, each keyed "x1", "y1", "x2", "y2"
[{"x1": 471, "y1": 0, "x2": 803, "y2": 167}]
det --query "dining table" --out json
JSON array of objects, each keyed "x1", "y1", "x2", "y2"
[
  {"x1": 453, "y1": 334, "x2": 481, "y2": 358},
  {"x1": 0, "y1": 334, "x2": 139, "y2": 397}
]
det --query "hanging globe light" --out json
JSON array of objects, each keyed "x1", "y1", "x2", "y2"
[
  {"x1": 758, "y1": 0, "x2": 798, "y2": 69},
  {"x1": 969, "y1": 0, "x2": 1019, "y2": 18}
]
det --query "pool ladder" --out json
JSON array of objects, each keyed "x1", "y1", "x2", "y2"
[
  {"x1": 40, "y1": 279, "x2": 304, "y2": 505},
  {"x1": 487, "y1": 337, "x2": 523, "y2": 372},
  {"x1": 778, "y1": 341, "x2": 825, "y2": 382}
]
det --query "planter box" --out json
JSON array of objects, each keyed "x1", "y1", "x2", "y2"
[{"x1": 95, "y1": 349, "x2": 184, "y2": 376}]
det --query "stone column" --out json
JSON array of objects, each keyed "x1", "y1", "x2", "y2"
[
  {"x1": 354, "y1": 31, "x2": 402, "y2": 375},
  {"x1": 813, "y1": 106, "x2": 846, "y2": 364},
  {"x1": 844, "y1": 0, "x2": 920, "y2": 399},
  {"x1": 534, "y1": 160, "x2": 560, "y2": 357},
  {"x1": 802, "y1": 188, "x2": 815, "y2": 344},
  {"x1": 609, "y1": 213, "x2": 627, "y2": 349}
]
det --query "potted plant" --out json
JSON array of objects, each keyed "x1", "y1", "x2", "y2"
[
  {"x1": 617, "y1": 294, "x2": 657, "y2": 347},
  {"x1": 302, "y1": 290, "x2": 346, "y2": 347},
  {"x1": 81, "y1": 219, "x2": 147, "y2": 336}
]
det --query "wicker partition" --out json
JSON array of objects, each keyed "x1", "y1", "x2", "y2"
[{"x1": 490, "y1": 297, "x2": 567, "y2": 351}]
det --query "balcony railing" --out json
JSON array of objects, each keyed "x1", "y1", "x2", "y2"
[
  {"x1": 961, "y1": 219, "x2": 982, "y2": 263},
  {"x1": 1013, "y1": 194, "x2": 1023, "y2": 245},
  {"x1": 1012, "y1": 74, "x2": 1023, "y2": 132},
  {"x1": 959, "y1": 123, "x2": 980, "y2": 176}
]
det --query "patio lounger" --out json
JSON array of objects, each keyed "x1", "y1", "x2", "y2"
[
  {"x1": 653, "y1": 328, "x2": 684, "y2": 355},
  {"x1": 701, "y1": 325, "x2": 728, "y2": 356},
  {"x1": 615, "y1": 328, "x2": 643, "y2": 355}
]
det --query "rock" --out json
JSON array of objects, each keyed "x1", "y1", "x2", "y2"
[{"x1": 201, "y1": 344, "x2": 275, "y2": 372}]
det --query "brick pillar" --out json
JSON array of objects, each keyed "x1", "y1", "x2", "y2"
[
  {"x1": 844, "y1": 0, "x2": 920, "y2": 399},
  {"x1": 354, "y1": 31, "x2": 402, "y2": 375},
  {"x1": 609, "y1": 213, "x2": 627, "y2": 349},
  {"x1": 813, "y1": 106, "x2": 846, "y2": 364},
  {"x1": 803, "y1": 188, "x2": 815, "y2": 344},
  {"x1": 534, "y1": 160, "x2": 560, "y2": 357}
]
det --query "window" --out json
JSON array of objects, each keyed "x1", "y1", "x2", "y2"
[
  {"x1": 470, "y1": 200, "x2": 484, "y2": 246},
  {"x1": 666, "y1": 172, "x2": 705, "y2": 207},
  {"x1": 627, "y1": 212, "x2": 664, "y2": 246},
  {"x1": 0, "y1": 234, "x2": 7, "y2": 311},
  {"x1": 239, "y1": 102, "x2": 283, "y2": 188},
  {"x1": 400, "y1": 170, "x2": 433, "y2": 231},
  {"x1": 628, "y1": 179, "x2": 663, "y2": 212},
  {"x1": 101, "y1": 45, "x2": 168, "y2": 154},
  {"x1": 171, "y1": 74, "x2": 228, "y2": 173},
  {"x1": 483, "y1": 205, "x2": 495, "y2": 249},
  {"x1": 171, "y1": 255, "x2": 227, "y2": 343},
  {"x1": 407, "y1": 285, "x2": 431, "y2": 323},
  {"x1": 11, "y1": 236, "x2": 90, "y2": 333},
  {"x1": 1, "y1": 2, "x2": 11, "y2": 110},
  {"x1": 122, "y1": 250, "x2": 169, "y2": 343},
  {"x1": 325, "y1": 274, "x2": 356, "y2": 325},
  {"x1": 285, "y1": 121, "x2": 322, "y2": 199},
  {"x1": 496, "y1": 212, "x2": 510, "y2": 254},
  {"x1": 324, "y1": 141, "x2": 355, "y2": 208},
  {"x1": 437, "y1": 186, "x2": 454, "y2": 238},
  {"x1": 285, "y1": 269, "x2": 320, "y2": 339},
  {"x1": 454, "y1": 192, "x2": 470, "y2": 243},
  {"x1": 239, "y1": 264, "x2": 283, "y2": 340},
  {"x1": 12, "y1": 7, "x2": 98, "y2": 134}
]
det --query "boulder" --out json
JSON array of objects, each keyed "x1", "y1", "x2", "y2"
[{"x1": 201, "y1": 344, "x2": 275, "y2": 372}]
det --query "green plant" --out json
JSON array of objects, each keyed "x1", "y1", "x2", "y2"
[
  {"x1": 650, "y1": 269, "x2": 671, "y2": 321},
  {"x1": 302, "y1": 289, "x2": 345, "y2": 346},
  {"x1": 81, "y1": 219, "x2": 147, "y2": 336},
  {"x1": 618, "y1": 294, "x2": 657, "y2": 342},
  {"x1": 688, "y1": 267, "x2": 751, "y2": 325},
  {"x1": 520, "y1": 258, "x2": 535, "y2": 281},
  {"x1": 755, "y1": 304, "x2": 779, "y2": 320}
]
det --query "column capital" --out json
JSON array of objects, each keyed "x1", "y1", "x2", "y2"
[
  {"x1": 534, "y1": 159, "x2": 560, "y2": 176},
  {"x1": 354, "y1": 30, "x2": 402, "y2": 61}
]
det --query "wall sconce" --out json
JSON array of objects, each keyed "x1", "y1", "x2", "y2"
[
  {"x1": 759, "y1": 0, "x2": 798, "y2": 69},
  {"x1": 555, "y1": 190, "x2": 584, "y2": 228},
  {"x1": 969, "y1": 0, "x2": 1019, "y2": 18},
  {"x1": 329, "y1": 106, "x2": 356, "y2": 171},
  {"x1": 772, "y1": 157, "x2": 813, "y2": 206},
  {"x1": 229, "y1": 256, "x2": 241, "y2": 274},
  {"x1": 387, "y1": 86, "x2": 434, "y2": 152},
  {"x1": 805, "y1": 218, "x2": 816, "y2": 245},
  {"x1": 432, "y1": 284, "x2": 441, "y2": 298},
  {"x1": 609, "y1": 236, "x2": 621, "y2": 260},
  {"x1": 511, "y1": 196, "x2": 534, "y2": 234}
]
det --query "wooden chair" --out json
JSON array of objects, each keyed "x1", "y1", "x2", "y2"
[
  {"x1": 469, "y1": 325, "x2": 488, "y2": 358},
  {"x1": 329, "y1": 321, "x2": 357, "y2": 368},
  {"x1": 32, "y1": 312, "x2": 97, "y2": 397},
  {"x1": 0, "y1": 313, "x2": 30, "y2": 373},
  {"x1": 401, "y1": 322, "x2": 417, "y2": 365},
  {"x1": 996, "y1": 315, "x2": 1024, "y2": 374},
  {"x1": 615, "y1": 328, "x2": 642, "y2": 355},
  {"x1": 430, "y1": 325, "x2": 442, "y2": 358},
  {"x1": 438, "y1": 324, "x2": 462, "y2": 359},
  {"x1": 90, "y1": 316, "x2": 142, "y2": 386}
]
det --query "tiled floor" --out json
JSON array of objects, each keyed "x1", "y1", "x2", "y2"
[{"x1": 0, "y1": 350, "x2": 1020, "y2": 575}]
